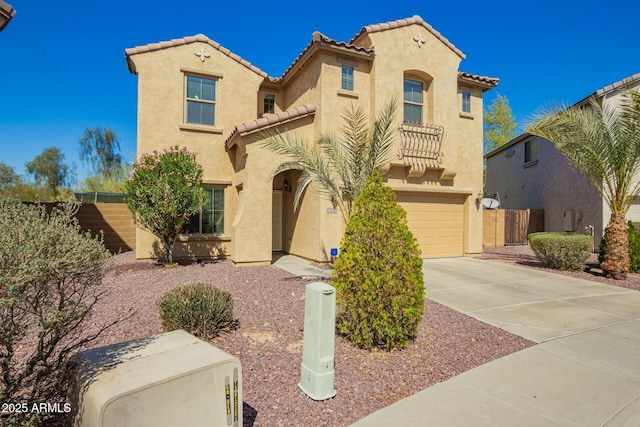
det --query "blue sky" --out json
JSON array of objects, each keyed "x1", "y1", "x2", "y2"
[{"x1": 1, "y1": 0, "x2": 639, "y2": 185}]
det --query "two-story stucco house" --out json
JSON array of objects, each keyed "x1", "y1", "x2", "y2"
[
  {"x1": 485, "y1": 72, "x2": 640, "y2": 247},
  {"x1": 125, "y1": 15, "x2": 498, "y2": 265}
]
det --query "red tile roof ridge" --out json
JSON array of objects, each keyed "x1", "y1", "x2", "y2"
[
  {"x1": 125, "y1": 34, "x2": 269, "y2": 78},
  {"x1": 276, "y1": 31, "x2": 374, "y2": 82},
  {"x1": 458, "y1": 71, "x2": 499, "y2": 87},
  {"x1": 225, "y1": 105, "x2": 317, "y2": 147},
  {"x1": 349, "y1": 15, "x2": 465, "y2": 59}
]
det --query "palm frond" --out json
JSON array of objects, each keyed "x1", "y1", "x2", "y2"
[{"x1": 526, "y1": 89, "x2": 640, "y2": 215}]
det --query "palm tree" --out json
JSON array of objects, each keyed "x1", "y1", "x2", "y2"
[
  {"x1": 262, "y1": 98, "x2": 397, "y2": 222},
  {"x1": 527, "y1": 89, "x2": 640, "y2": 279}
]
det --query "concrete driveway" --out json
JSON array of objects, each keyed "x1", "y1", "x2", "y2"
[
  {"x1": 424, "y1": 257, "x2": 640, "y2": 343},
  {"x1": 352, "y1": 257, "x2": 640, "y2": 426}
]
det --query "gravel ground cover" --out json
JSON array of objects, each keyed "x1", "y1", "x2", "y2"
[{"x1": 65, "y1": 251, "x2": 534, "y2": 426}]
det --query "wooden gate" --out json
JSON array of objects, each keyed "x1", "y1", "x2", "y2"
[{"x1": 504, "y1": 210, "x2": 529, "y2": 245}]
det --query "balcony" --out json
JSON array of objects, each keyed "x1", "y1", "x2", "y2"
[{"x1": 392, "y1": 122, "x2": 455, "y2": 179}]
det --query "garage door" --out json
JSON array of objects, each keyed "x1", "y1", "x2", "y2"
[{"x1": 396, "y1": 193, "x2": 465, "y2": 258}]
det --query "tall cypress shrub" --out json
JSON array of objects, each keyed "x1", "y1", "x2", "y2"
[{"x1": 331, "y1": 171, "x2": 424, "y2": 351}]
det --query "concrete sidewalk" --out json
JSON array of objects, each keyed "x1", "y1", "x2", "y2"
[
  {"x1": 352, "y1": 258, "x2": 640, "y2": 427},
  {"x1": 272, "y1": 254, "x2": 331, "y2": 280}
]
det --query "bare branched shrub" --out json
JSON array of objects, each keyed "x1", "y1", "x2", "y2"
[{"x1": 0, "y1": 199, "x2": 115, "y2": 425}]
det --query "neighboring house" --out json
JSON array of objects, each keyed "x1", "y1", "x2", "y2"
[
  {"x1": 0, "y1": 0, "x2": 15, "y2": 31},
  {"x1": 485, "y1": 72, "x2": 640, "y2": 247},
  {"x1": 125, "y1": 15, "x2": 497, "y2": 265}
]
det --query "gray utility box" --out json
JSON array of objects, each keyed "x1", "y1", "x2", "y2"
[
  {"x1": 71, "y1": 330, "x2": 242, "y2": 427},
  {"x1": 299, "y1": 282, "x2": 337, "y2": 400}
]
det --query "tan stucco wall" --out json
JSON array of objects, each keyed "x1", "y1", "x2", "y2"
[
  {"x1": 356, "y1": 24, "x2": 485, "y2": 256},
  {"x1": 128, "y1": 19, "x2": 491, "y2": 263}
]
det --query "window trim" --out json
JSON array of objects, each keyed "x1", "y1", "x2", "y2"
[
  {"x1": 182, "y1": 186, "x2": 225, "y2": 236},
  {"x1": 461, "y1": 91, "x2": 471, "y2": 113},
  {"x1": 263, "y1": 93, "x2": 275, "y2": 115},
  {"x1": 341, "y1": 65, "x2": 354, "y2": 91},
  {"x1": 185, "y1": 74, "x2": 217, "y2": 126},
  {"x1": 403, "y1": 78, "x2": 424, "y2": 124},
  {"x1": 524, "y1": 140, "x2": 538, "y2": 167}
]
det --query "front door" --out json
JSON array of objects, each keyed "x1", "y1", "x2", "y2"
[{"x1": 272, "y1": 190, "x2": 283, "y2": 251}]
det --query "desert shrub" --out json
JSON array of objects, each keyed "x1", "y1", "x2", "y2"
[
  {"x1": 125, "y1": 146, "x2": 206, "y2": 265},
  {"x1": 528, "y1": 232, "x2": 593, "y2": 271},
  {"x1": 157, "y1": 283, "x2": 235, "y2": 340},
  {"x1": 0, "y1": 198, "x2": 113, "y2": 426},
  {"x1": 331, "y1": 171, "x2": 424, "y2": 351},
  {"x1": 599, "y1": 221, "x2": 640, "y2": 273}
]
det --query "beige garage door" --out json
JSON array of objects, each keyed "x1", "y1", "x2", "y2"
[{"x1": 396, "y1": 193, "x2": 465, "y2": 258}]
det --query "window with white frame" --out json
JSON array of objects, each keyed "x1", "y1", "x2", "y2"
[
  {"x1": 403, "y1": 78, "x2": 423, "y2": 123},
  {"x1": 462, "y1": 91, "x2": 471, "y2": 113},
  {"x1": 341, "y1": 65, "x2": 354, "y2": 91},
  {"x1": 183, "y1": 187, "x2": 224, "y2": 234},
  {"x1": 186, "y1": 75, "x2": 216, "y2": 125},
  {"x1": 263, "y1": 93, "x2": 275, "y2": 114}
]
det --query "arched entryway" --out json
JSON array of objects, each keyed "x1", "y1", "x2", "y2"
[{"x1": 272, "y1": 170, "x2": 301, "y2": 254}]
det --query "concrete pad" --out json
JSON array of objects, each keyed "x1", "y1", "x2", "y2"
[
  {"x1": 271, "y1": 255, "x2": 331, "y2": 279},
  {"x1": 606, "y1": 395, "x2": 640, "y2": 426},
  {"x1": 350, "y1": 379, "x2": 555, "y2": 427},
  {"x1": 426, "y1": 284, "x2": 548, "y2": 313},
  {"x1": 472, "y1": 300, "x2": 630, "y2": 342},
  {"x1": 504, "y1": 276, "x2": 632, "y2": 299},
  {"x1": 424, "y1": 258, "x2": 554, "y2": 285},
  {"x1": 541, "y1": 320, "x2": 640, "y2": 380},
  {"x1": 567, "y1": 292, "x2": 640, "y2": 319},
  {"x1": 459, "y1": 343, "x2": 640, "y2": 427}
]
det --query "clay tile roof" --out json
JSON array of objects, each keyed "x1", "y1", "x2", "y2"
[
  {"x1": 125, "y1": 34, "x2": 269, "y2": 78},
  {"x1": 278, "y1": 31, "x2": 374, "y2": 82},
  {"x1": 458, "y1": 71, "x2": 499, "y2": 90},
  {"x1": 225, "y1": 104, "x2": 317, "y2": 148},
  {"x1": 349, "y1": 15, "x2": 465, "y2": 59},
  {"x1": 591, "y1": 72, "x2": 640, "y2": 98},
  {"x1": 0, "y1": 0, "x2": 16, "y2": 31}
]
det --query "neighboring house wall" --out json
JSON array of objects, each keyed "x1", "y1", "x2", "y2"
[
  {"x1": 486, "y1": 134, "x2": 604, "y2": 245},
  {"x1": 486, "y1": 73, "x2": 640, "y2": 247},
  {"x1": 126, "y1": 16, "x2": 496, "y2": 264}
]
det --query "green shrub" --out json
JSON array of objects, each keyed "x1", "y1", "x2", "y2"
[
  {"x1": 599, "y1": 221, "x2": 640, "y2": 273},
  {"x1": 331, "y1": 171, "x2": 424, "y2": 351},
  {"x1": 0, "y1": 198, "x2": 112, "y2": 427},
  {"x1": 157, "y1": 283, "x2": 235, "y2": 340},
  {"x1": 528, "y1": 232, "x2": 593, "y2": 271}
]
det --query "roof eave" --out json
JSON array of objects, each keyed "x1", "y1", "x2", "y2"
[{"x1": 484, "y1": 133, "x2": 533, "y2": 159}]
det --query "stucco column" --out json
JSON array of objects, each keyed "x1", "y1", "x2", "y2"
[{"x1": 230, "y1": 145, "x2": 275, "y2": 265}]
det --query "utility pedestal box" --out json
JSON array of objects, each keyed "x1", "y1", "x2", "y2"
[
  {"x1": 71, "y1": 330, "x2": 242, "y2": 427},
  {"x1": 299, "y1": 282, "x2": 336, "y2": 400}
]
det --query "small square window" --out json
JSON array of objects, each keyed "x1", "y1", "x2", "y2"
[
  {"x1": 341, "y1": 65, "x2": 354, "y2": 91},
  {"x1": 264, "y1": 94, "x2": 275, "y2": 114},
  {"x1": 462, "y1": 92, "x2": 471, "y2": 113},
  {"x1": 186, "y1": 76, "x2": 216, "y2": 126}
]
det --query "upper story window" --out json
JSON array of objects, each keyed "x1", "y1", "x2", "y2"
[
  {"x1": 403, "y1": 78, "x2": 423, "y2": 124},
  {"x1": 341, "y1": 65, "x2": 354, "y2": 91},
  {"x1": 183, "y1": 187, "x2": 225, "y2": 235},
  {"x1": 525, "y1": 140, "x2": 538, "y2": 163},
  {"x1": 462, "y1": 92, "x2": 471, "y2": 113},
  {"x1": 264, "y1": 94, "x2": 275, "y2": 114},
  {"x1": 186, "y1": 75, "x2": 216, "y2": 125}
]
